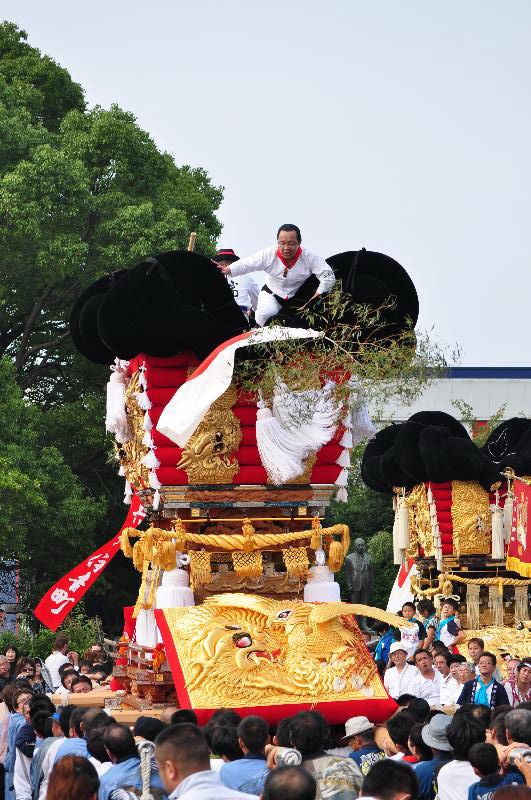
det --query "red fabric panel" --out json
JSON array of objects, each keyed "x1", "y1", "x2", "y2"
[
  {"x1": 155, "y1": 609, "x2": 397, "y2": 725},
  {"x1": 146, "y1": 387, "x2": 179, "y2": 407},
  {"x1": 316, "y1": 444, "x2": 342, "y2": 465},
  {"x1": 156, "y1": 466, "x2": 190, "y2": 485},
  {"x1": 146, "y1": 368, "x2": 190, "y2": 389},
  {"x1": 310, "y1": 465, "x2": 342, "y2": 483},
  {"x1": 233, "y1": 466, "x2": 269, "y2": 484},
  {"x1": 426, "y1": 482, "x2": 454, "y2": 556},
  {"x1": 233, "y1": 407, "x2": 258, "y2": 426}
]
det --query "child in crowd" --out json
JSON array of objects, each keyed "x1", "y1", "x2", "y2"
[
  {"x1": 467, "y1": 742, "x2": 524, "y2": 800},
  {"x1": 435, "y1": 598, "x2": 464, "y2": 653},
  {"x1": 398, "y1": 602, "x2": 427, "y2": 659},
  {"x1": 417, "y1": 600, "x2": 439, "y2": 650}
]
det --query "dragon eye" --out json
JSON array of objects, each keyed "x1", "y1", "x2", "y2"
[
  {"x1": 233, "y1": 632, "x2": 252, "y2": 648},
  {"x1": 277, "y1": 610, "x2": 292, "y2": 620}
]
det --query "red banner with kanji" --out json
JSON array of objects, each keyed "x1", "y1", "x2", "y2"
[
  {"x1": 34, "y1": 495, "x2": 146, "y2": 631},
  {"x1": 507, "y1": 478, "x2": 531, "y2": 578}
]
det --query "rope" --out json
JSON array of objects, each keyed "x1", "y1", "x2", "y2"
[
  {"x1": 137, "y1": 740, "x2": 155, "y2": 800},
  {"x1": 447, "y1": 573, "x2": 531, "y2": 586}
]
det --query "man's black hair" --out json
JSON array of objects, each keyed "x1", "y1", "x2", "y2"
[
  {"x1": 60, "y1": 668, "x2": 78, "y2": 687},
  {"x1": 407, "y1": 698, "x2": 430, "y2": 724},
  {"x1": 32, "y1": 710, "x2": 52, "y2": 739},
  {"x1": 456, "y1": 703, "x2": 491, "y2": 731},
  {"x1": 505, "y1": 709, "x2": 531, "y2": 746},
  {"x1": 408, "y1": 723, "x2": 432, "y2": 762},
  {"x1": 447, "y1": 714, "x2": 486, "y2": 760},
  {"x1": 372, "y1": 621, "x2": 391, "y2": 634},
  {"x1": 103, "y1": 723, "x2": 138, "y2": 761},
  {"x1": 289, "y1": 712, "x2": 325, "y2": 756},
  {"x1": 275, "y1": 716, "x2": 294, "y2": 747},
  {"x1": 434, "y1": 652, "x2": 451, "y2": 667},
  {"x1": 440, "y1": 597, "x2": 460, "y2": 610},
  {"x1": 395, "y1": 694, "x2": 416, "y2": 707},
  {"x1": 86, "y1": 727, "x2": 112, "y2": 764},
  {"x1": 29, "y1": 695, "x2": 55, "y2": 717},
  {"x1": 58, "y1": 662, "x2": 72, "y2": 676},
  {"x1": 401, "y1": 602, "x2": 416, "y2": 611},
  {"x1": 59, "y1": 705, "x2": 75, "y2": 737},
  {"x1": 211, "y1": 708, "x2": 241, "y2": 726},
  {"x1": 237, "y1": 714, "x2": 269, "y2": 754},
  {"x1": 170, "y1": 709, "x2": 198, "y2": 726},
  {"x1": 277, "y1": 224, "x2": 301, "y2": 243},
  {"x1": 387, "y1": 712, "x2": 415, "y2": 752},
  {"x1": 448, "y1": 654, "x2": 467, "y2": 665},
  {"x1": 361, "y1": 759, "x2": 418, "y2": 800},
  {"x1": 69, "y1": 707, "x2": 89, "y2": 738},
  {"x1": 70, "y1": 674, "x2": 92, "y2": 690},
  {"x1": 413, "y1": 649, "x2": 432, "y2": 663},
  {"x1": 468, "y1": 742, "x2": 499, "y2": 776},
  {"x1": 262, "y1": 765, "x2": 316, "y2": 800},
  {"x1": 83, "y1": 709, "x2": 113, "y2": 735},
  {"x1": 479, "y1": 651, "x2": 497, "y2": 667},
  {"x1": 155, "y1": 723, "x2": 210, "y2": 769},
  {"x1": 210, "y1": 725, "x2": 243, "y2": 762}
]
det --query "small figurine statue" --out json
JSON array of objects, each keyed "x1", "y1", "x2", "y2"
[{"x1": 344, "y1": 538, "x2": 374, "y2": 630}]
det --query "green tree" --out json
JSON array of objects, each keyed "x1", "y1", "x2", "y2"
[{"x1": 367, "y1": 530, "x2": 396, "y2": 609}]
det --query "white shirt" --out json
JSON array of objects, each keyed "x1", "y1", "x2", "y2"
[
  {"x1": 436, "y1": 760, "x2": 477, "y2": 800},
  {"x1": 169, "y1": 769, "x2": 257, "y2": 799},
  {"x1": 14, "y1": 750, "x2": 32, "y2": 800},
  {"x1": 440, "y1": 673, "x2": 461, "y2": 706},
  {"x1": 417, "y1": 669, "x2": 443, "y2": 706},
  {"x1": 226, "y1": 274, "x2": 260, "y2": 311},
  {"x1": 229, "y1": 245, "x2": 335, "y2": 300},
  {"x1": 44, "y1": 651, "x2": 70, "y2": 690},
  {"x1": 384, "y1": 663, "x2": 420, "y2": 699}
]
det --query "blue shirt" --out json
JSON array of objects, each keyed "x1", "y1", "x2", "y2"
[
  {"x1": 53, "y1": 736, "x2": 88, "y2": 763},
  {"x1": 414, "y1": 755, "x2": 451, "y2": 800},
  {"x1": 468, "y1": 772, "x2": 524, "y2": 800},
  {"x1": 349, "y1": 745, "x2": 385, "y2": 776},
  {"x1": 374, "y1": 631, "x2": 394, "y2": 664},
  {"x1": 98, "y1": 756, "x2": 167, "y2": 800},
  {"x1": 220, "y1": 753, "x2": 269, "y2": 795}
]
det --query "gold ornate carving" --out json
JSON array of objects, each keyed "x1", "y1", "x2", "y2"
[
  {"x1": 451, "y1": 481, "x2": 491, "y2": 556},
  {"x1": 405, "y1": 483, "x2": 433, "y2": 557},
  {"x1": 177, "y1": 384, "x2": 242, "y2": 483},
  {"x1": 189, "y1": 550, "x2": 212, "y2": 590},
  {"x1": 118, "y1": 370, "x2": 150, "y2": 490},
  {"x1": 161, "y1": 594, "x2": 389, "y2": 708}
]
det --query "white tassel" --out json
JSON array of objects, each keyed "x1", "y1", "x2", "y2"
[
  {"x1": 491, "y1": 502, "x2": 505, "y2": 560},
  {"x1": 118, "y1": 464, "x2": 125, "y2": 477},
  {"x1": 503, "y1": 493, "x2": 514, "y2": 545},
  {"x1": 256, "y1": 405, "x2": 311, "y2": 484},
  {"x1": 149, "y1": 470, "x2": 161, "y2": 490},
  {"x1": 139, "y1": 370, "x2": 148, "y2": 390},
  {"x1": 141, "y1": 448, "x2": 160, "y2": 469},
  {"x1": 123, "y1": 480, "x2": 132, "y2": 505},
  {"x1": 105, "y1": 360, "x2": 131, "y2": 444},
  {"x1": 336, "y1": 449, "x2": 351, "y2": 468},
  {"x1": 152, "y1": 489, "x2": 161, "y2": 510},
  {"x1": 335, "y1": 486, "x2": 348, "y2": 503},
  {"x1": 339, "y1": 429, "x2": 353, "y2": 448},
  {"x1": 272, "y1": 379, "x2": 340, "y2": 450},
  {"x1": 397, "y1": 496, "x2": 410, "y2": 549},
  {"x1": 346, "y1": 378, "x2": 376, "y2": 445},
  {"x1": 135, "y1": 391, "x2": 152, "y2": 411},
  {"x1": 427, "y1": 485, "x2": 434, "y2": 505},
  {"x1": 143, "y1": 412, "x2": 153, "y2": 431},
  {"x1": 392, "y1": 497, "x2": 402, "y2": 565},
  {"x1": 142, "y1": 430, "x2": 154, "y2": 448},
  {"x1": 335, "y1": 468, "x2": 349, "y2": 488}
]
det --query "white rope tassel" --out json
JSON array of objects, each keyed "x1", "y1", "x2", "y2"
[
  {"x1": 347, "y1": 379, "x2": 376, "y2": 446},
  {"x1": 256, "y1": 404, "x2": 312, "y2": 484},
  {"x1": 118, "y1": 464, "x2": 125, "y2": 477},
  {"x1": 503, "y1": 491, "x2": 514, "y2": 545},
  {"x1": 135, "y1": 390, "x2": 152, "y2": 411},
  {"x1": 491, "y1": 498, "x2": 505, "y2": 560},
  {"x1": 336, "y1": 449, "x2": 351, "y2": 468},
  {"x1": 339, "y1": 428, "x2": 353, "y2": 448},
  {"x1": 143, "y1": 411, "x2": 153, "y2": 431},
  {"x1": 397, "y1": 495, "x2": 410, "y2": 550},
  {"x1": 335, "y1": 468, "x2": 349, "y2": 487},
  {"x1": 152, "y1": 489, "x2": 161, "y2": 511},
  {"x1": 123, "y1": 479, "x2": 132, "y2": 505},
  {"x1": 335, "y1": 487, "x2": 348, "y2": 503},
  {"x1": 141, "y1": 447, "x2": 160, "y2": 470},
  {"x1": 105, "y1": 359, "x2": 131, "y2": 444},
  {"x1": 142, "y1": 430, "x2": 154, "y2": 448},
  {"x1": 272, "y1": 379, "x2": 340, "y2": 450},
  {"x1": 149, "y1": 470, "x2": 161, "y2": 490},
  {"x1": 392, "y1": 496, "x2": 402, "y2": 565}
]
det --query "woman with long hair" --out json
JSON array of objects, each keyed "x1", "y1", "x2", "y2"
[
  {"x1": 3, "y1": 646, "x2": 18, "y2": 679},
  {"x1": 47, "y1": 755, "x2": 99, "y2": 800}
]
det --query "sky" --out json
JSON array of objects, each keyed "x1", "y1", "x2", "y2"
[{"x1": 3, "y1": 1, "x2": 531, "y2": 365}]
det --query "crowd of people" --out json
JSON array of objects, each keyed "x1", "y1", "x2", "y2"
[{"x1": 0, "y1": 603, "x2": 529, "y2": 800}]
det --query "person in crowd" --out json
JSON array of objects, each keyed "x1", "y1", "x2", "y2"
[
  {"x1": 155, "y1": 722, "x2": 255, "y2": 799},
  {"x1": 414, "y1": 713, "x2": 453, "y2": 800},
  {"x1": 489, "y1": 706, "x2": 511, "y2": 751},
  {"x1": 53, "y1": 706, "x2": 89, "y2": 761},
  {"x1": 435, "y1": 652, "x2": 461, "y2": 707},
  {"x1": 467, "y1": 639, "x2": 503, "y2": 680},
  {"x1": 359, "y1": 759, "x2": 418, "y2": 800},
  {"x1": 5, "y1": 686, "x2": 33, "y2": 800},
  {"x1": 55, "y1": 667, "x2": 78, "y2": 696},
  {"x1": 387, "y1": 712, "x2": 416, "y2": 762},
  {"x1": 449, "y1": 655, "x2": 467, "y2": 679},
  {"x1": 86, "y1": 727, "x2": 113, "y2": 777},
  {"x1": 44, "y1": 635, "x2": 71, "y2": 691},
  {"x1": 0, "y1": 657, "x2": 12, "y2": 693},
  {"x1": 373, "y1": 622, "x2": 394, "y2": 668},
  {"x1": 459, "y1": 663, "x2": 478, "y2": 685},
  {"x1": 214, "y1": 248, "x2": 260, "y2": 319},
  {"x1": 434, "y1": 598, "x2": 464, "y2": 652},
  {"x1": 468, "y1": 742, "x2": 524, "y2": 800},
  {"x1": 36, "y1": 705, "x2": 74, "y2": 800},
  {"x1": 340, "y1": 716, "x2": 385, "y2": 776},
  {"x1": 216, "y1": 224, "x2": 336, "y2": 327},
  {"x1": 133, "y1": 716, "x2": 166, "y2": 744},
  {"x1": 47, "y1": 754, "x2": 99, "y2": 800},
  {"x1": 407, "y1": 723, "x2": 433, "y2": 764},
  {"x1": 170, "y1": 709, "x2": 198, "y2": 726},
  {"x1": 84, "y1": 644, "x2": 113, "y2": 678},
  {"x1": 99, "y1": 723, "x2": 166, "y2": 800},
  {"x1": 414, "y1": 650, "x2": 443, "y2": 706},
  {"x1": 32, "y1": 658, "x2": 51, "y2": 694},
  {"x1": 505, "y1": 660, "x2": 531, "y2": 707},
  {"x1": 14, "y1": 705, "x2": 52, "y2": 800},
  {"x1": 286, "y1": 710, "x2": 362, "y2": 799},
  {"x1": 506, "y1": 659, "x2": 522, "y2": 682},
  {"x1": 261, "y1": 765, "x2": 317, "y2": 800},
  {"x1": 210, "y1": 725, "x2": 244, "y2": 765},
  {"x1": 406, "y1": 699, "x2": 431, "y2": 725},
  {"x1": 436, "y1": 712, "x2": 486, "y2": 800},
  {"x1": 3, "y1": 649, "x2": 17, "y2": 681},
  {"x1": 220, "y1": 715, "x2": 270, "y2": 795},
  {"x1": 397, "y1": 602, "x2": 427, "y2": 658},
  {"x1": 417, "y1": 601, "x2": 439, "y2": 650},
  {"x1": 70, "y1": 675, "x2": 94, "y2": 694},
  {"x1": 384, "y1": 643, "x2": 421, "y2": 699},
  {"x1": 457, "y1": 653, "x2": 510, "y2": 708},
  {"x1": 504, "y1": 708, "x2": 531, "y2": 761}
]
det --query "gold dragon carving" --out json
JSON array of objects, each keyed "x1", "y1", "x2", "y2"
[
  {"x1": 451, "y1": 481, "x2": 491, "y2": 556},
  {"x1": 177, "y1": 384, "x2": 242, "y2": 483},
  {"x1": 116, "y1": 369, "x2": 150, "y2": 490}
]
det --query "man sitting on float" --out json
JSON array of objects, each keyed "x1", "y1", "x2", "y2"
[{"x1": 216, "y1": 224, "x2": 336, "y2": 326}]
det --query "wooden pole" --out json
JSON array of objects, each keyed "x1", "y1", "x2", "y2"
[{"x1": 187, "y1": 232, "x2": 197, "y2": 252}]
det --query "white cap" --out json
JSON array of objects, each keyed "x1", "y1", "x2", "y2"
[{"x1": 389, "y1": 642, "x2": 408, "y2": 655}]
